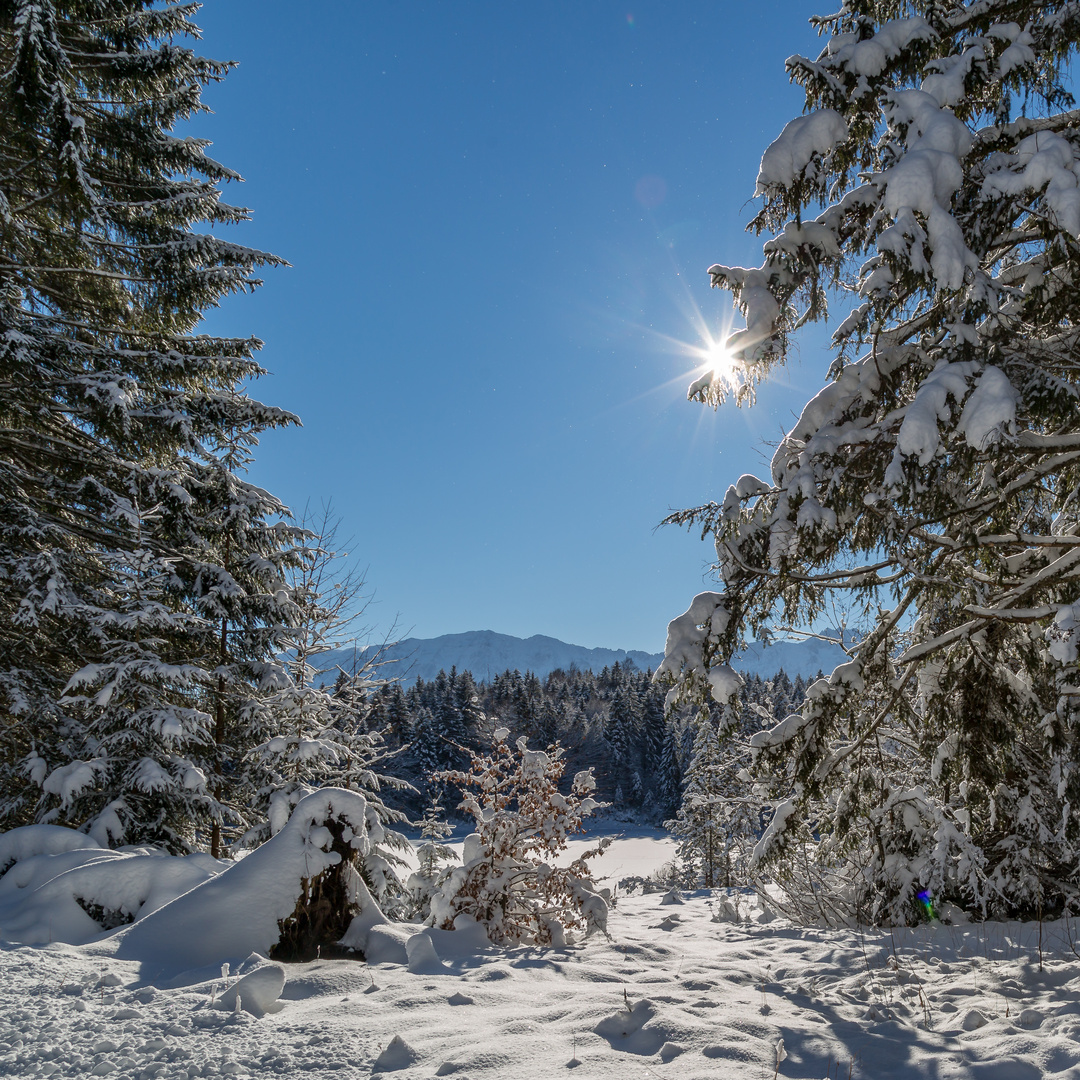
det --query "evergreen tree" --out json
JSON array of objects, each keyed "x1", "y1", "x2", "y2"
[
  {"x1": 640, "y1": 688, "x2": 667, "y2": 779},
  {"x1": 381, "y1": 682, "x2": 411, "y2": 751},
  {"x1": 31, "y1": 518, "x2": 216, "y2": 850},
  {"x1": 667, "y1": 711, "x2": 728, "y2": 888},
  {"x1": 406, "y1": 791, "x2": 455, "y2": 921},
  {"x1": 661, "y1": 0, "x2": 1080, "y2": 921},
  {"x1": 657, "y1": 721, "x2": 685, "y2": 818},
  {"x1": 410, "y1": 706, "x2": 442, "y2": 787},
  {"x1": 0, "y1": 2, "x2": 303, "y2": 853},
  {"x1": 451, "y1": 668, "x2": 485, "y2": 743},
  {"x1": 667, "y1": 702, "x2": 763, "y2": 889},
  {"x1": 604, "y1": 684, "x2": 638, "y2": 795},
  {"x1": 181, "y1": 451, "x2": 302, "y2": 856},
  {"x1": 431, "y1": 669, "x2": 466, "y2": 771}
]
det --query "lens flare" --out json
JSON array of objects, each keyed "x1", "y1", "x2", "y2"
[
  {"x1": 701, "y1": 337, "x2": 737, "y2": 388},
  {"x1": 916, "y1": 889, "x2": 935, "y2": 919},
  {"x1": 665, "y1": 287, "x2": 742, "y2": 399}
]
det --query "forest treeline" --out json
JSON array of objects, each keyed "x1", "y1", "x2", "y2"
[{"x1": 349, "y1": 661, "x2": 812, "y2": 821}]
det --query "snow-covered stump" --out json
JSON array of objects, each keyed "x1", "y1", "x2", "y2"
[
  {"x1": 116, "y1": 788, "x2": 385, "y2": 973},
  {"x1": 270, "y1": 812, "x2": 369, "y2": 963}
]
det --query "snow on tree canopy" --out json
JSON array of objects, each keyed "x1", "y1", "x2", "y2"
[
  {"x1": 982, "y1": 130, "x2": 1080, "y2": 237},
  {"x1": 665, "y1": 0, "x2": 1080, "y2": 923},
  {"x1": 755, "y1": 110, "x2": 848, "y2": 194},
  {"x1": 884, "y1": 359, "x2": 979, "y2": 485},
  {"x1": 1047, "y1": 602, "x2": 1080, "y2": 665},
  {"x1": 40, "y1": 761, "x2": 102, "y2": 810},
  {"x1": 957, "y1": 365, "x2": 1019, "y2": 450},
  {"x1": 656, "y1": 592, "x2": 741, "y2": 707},
  {"x1": 824, "y1": 15, "x2": 936, "y2": 75}
]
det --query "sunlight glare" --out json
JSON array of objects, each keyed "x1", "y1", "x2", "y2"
[{"x1": 702, "y1": 336, "x2": 737, "y2": 389}]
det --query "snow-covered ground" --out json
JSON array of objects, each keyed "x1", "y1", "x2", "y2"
[{"x1": 2, "y1": 826, "x2": 1079, "y2": 1079}]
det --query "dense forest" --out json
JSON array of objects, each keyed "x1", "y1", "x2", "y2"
[{"x1": 349, "y1": 661, "x2": 811, "y2": 824}]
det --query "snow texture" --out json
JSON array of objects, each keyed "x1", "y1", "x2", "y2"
[{"x1": 0, "y1": 830, "x2": 1076, "y2": 1079}]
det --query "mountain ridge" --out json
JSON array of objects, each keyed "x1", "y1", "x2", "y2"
[{"x1": 313, "y1": 628, "x2": 852, "y2": 683}]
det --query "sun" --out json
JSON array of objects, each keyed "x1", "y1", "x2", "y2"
[
  {"x1": 692, "y1": 334, "x2": 739, "y2": 394},
  {"x1": 671, "y1": 292, "x2": 741, "y2": 395},
  {"x1": 702, "y1": 337, "x2": 737, "y2": 386}
]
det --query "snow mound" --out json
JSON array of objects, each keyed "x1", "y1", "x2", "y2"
[
  {"x1": 372, "y1": 1035, "x2": 419, "y2": 1072},
  {"x1": 116, "y1": 787, "x2": 377, "y2": 972},
  {"x1": 363, "y1": 923, "x2": 411, "y2": 966},
  {"x1": 405, "y1": 931, "x2": 446, "y2": 975},
  {"x1": 593, "y1": 997, "x2": 670, "y2": 1055},
  {"x1": 213, "y1": 964, "x2": 286, "y2": 1017},
  {"x1": 404, "y1": 913, "x2": 493, "y2": 974},
  {"x1": 0, "y1": 840, "x2": 222, "y2": 946},
  {"x1": 0, "y1": 823, "x2": 101, "y2": 872}
]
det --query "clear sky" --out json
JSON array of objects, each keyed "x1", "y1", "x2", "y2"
[{"x1": 190, "y1": 1, "x2": 833, "y2": 654}]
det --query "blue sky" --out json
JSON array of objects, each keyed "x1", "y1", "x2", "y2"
[{"x1": 192, "y1": 1, "x2": 832, "y2": 653}]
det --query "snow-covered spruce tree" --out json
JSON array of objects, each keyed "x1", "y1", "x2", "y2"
[
  {"x1": 430, "y1": 730, "x2": 610, "y2": 945},
  {"x1": 661, "y1": 1, "x2": 1080, "y2": 922},
  {"x1": 667, "y1": 702, "x2": 770, "y2": 889},
  {"x1": 404, "y1": 791, "x2": 456, "y2": 920},
  {"x1": 656, "y1": 720, "x2": 685, "y2": 818},
  {"x1": 0, "y1": 2, "x2": 302, "y2": 851},
  {"x1": 28, "y1": 511, "x2": 217, "y2": 851}
]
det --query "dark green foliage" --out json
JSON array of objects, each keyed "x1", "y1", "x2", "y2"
[
  {"x1": 0, "y1": 1, "x2": 302, "y2": 852},
  {"x1": 370, "y1": 662, "x2": 800, "y2": 828}
]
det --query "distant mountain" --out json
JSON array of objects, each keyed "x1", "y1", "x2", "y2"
[
  {"x1": 312, "y1": 628, "x2": 854, "y2": 684},
  {"x1": 314, "y1": 631, "x2": 663, "y2": 684},
  {"x1": 733, "y1": 628, "x2": 855, "y2": 681}
]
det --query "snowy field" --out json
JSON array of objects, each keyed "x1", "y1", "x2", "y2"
[{"x1": 2, "y1": 827, "x2": 1080, "y2": 1079}]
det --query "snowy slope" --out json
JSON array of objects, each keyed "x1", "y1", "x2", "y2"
[
  {"x1": 314, "y1": 628, "x2": 853, "y2": 683},
  {"x1": 0, "y1": 829, "x2": 1078, "y2": 1079}
]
